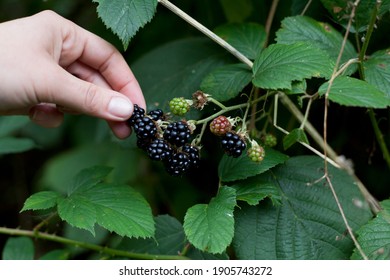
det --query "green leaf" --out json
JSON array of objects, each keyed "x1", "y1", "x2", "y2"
[
  {"x1": 352, "y1": 199, "x2": 390, "y2": 260},
  {"x1": 364, "y1": 48, "x2": 390, "y2": 98},
  {"x1": 276, "y1": 16, "x2": 357, "y2": 75},
  {"x1": 218, "y1": 147, "x2": 289, "y2": 182},
  {"x1": 214, "y1": 22, "x2": 266, "y2": 60},
  {"x1": 58, "y1": 183, "x2": 154, "y2": 238},
  {"x1": 0, "y1": 116, "x2": 30, "y2": 137},
  {"x1": 183, "y1": 187, "x2": 236, "y2": 254},
  {"x1": 233, "y1": 156, "x2": 372, "y2": 259},
  {"x1": 230, "y1": 178, "x2": 282, "y2": 206},
  {"x1": 93, "y1": 0, "x2": 158, "y2": 49},
  {"x1": 132, "y1": 38, "x2": 233, "y2": 115},
  {"x1": 20, "y1": 191, "x2": 60, "y2": 212},
  {"x1": 69, "y1": 165, "x2": 113, "y2": 194},
  {"x1": 200, "y1": 63, "x2": 252, "y2": 102},
  {"x1": 318, "y1": 76, "x2": 390, "y2": 108},
  {"x1": 253, "y1": 43, "x2": 334, "y2": 90},
  {"x1": 283, "y1": 128, "x2": 310, "y2": 150},
  {"x1": 286, "y1": 80, "x2": 307, "y2": 95},
  {"x1": 0, "y1": 137, "x2": 36, "y2": 154},
  {"x1": 118, "y1": 215, "x2": 186, "y2": 255},
  {"x1": 2, "y1": 237, "x2": 34, "y2": 260}
]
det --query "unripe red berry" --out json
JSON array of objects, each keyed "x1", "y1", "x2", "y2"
[{"x1": 210, "y1": 116, "x2": 232, "y2": 136}]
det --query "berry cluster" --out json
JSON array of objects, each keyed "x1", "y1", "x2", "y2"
[
  {"x1": 209, "y1": 116, "x2": 247, "y2": 158},
  {"x1": 128, "y1": 105, "x2": 200, "y2": 176}
]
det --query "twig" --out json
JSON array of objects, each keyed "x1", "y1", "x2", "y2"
[
  {"x1": 277, "y1": 92, "x2": 339, "y2": 162},
  {"x1": 264, "y1": 0, "x2": 280, "y2": 46},
  {"x1": 0, "y1": 226, "x2": 189, "y2": 260},
  {"x1": 157, "y1": 0, "x2": 253, "y2": 68},
  {"x1": 300, "y1": 0, "x2": 313, "y2": 16},
  {"x1": 324, "y1": 176, "x2": 367, "y2": 260},
  {"x1": 322, "y1": 0, "x2": 369, "y2": 260}
]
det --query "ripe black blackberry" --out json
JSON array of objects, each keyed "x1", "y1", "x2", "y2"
[
  {"x1": 148, "y1": 109, "x2": 165, "y2": 121},
  {"x1": 147, "y1": 139, "x2": 173, "y2": 161},
  {"x1": 182, "y1": 144, "x2": 200, "y2": 168},
  {"x1": 221, "y1": 131, "x2": 247, "y2": 158},
  {"x1": 128, "y1": 104, "x2": 145, "y2": 126},
  {"x1": 165, "y1": 151, "x2": 191, "y2": 176},
  {"x1": 163, "y1": 121, "x2": 191, "y2": 147},
  {"x1": 133, "y1": 116, "x2": 157, "y2": 140}
]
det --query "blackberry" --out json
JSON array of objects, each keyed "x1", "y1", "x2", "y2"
[
  {"x1": 221, "y1": 132, "x2": 247, "y2": 158},
  {"x1": 165, "y1": 151, "x2": 191, "y2": 176},
  {"x1": 147, "y1": 139, "x2": 173, "y2": 161},
  {"x1": 128, "y1": 104, "x2": 145, "y2": 126},
  {"x1": 163, "y1": 121, "x2": 191, "y2": 147},
  {"x1": 148, "y1": 109, "x2": 165, "y2": 121},
  {"x1": 182, "y1": 144, "x2": 200, "y2": 168},
  {"x1": 133, "y1": 116, "x2": 157, "y2": 140}
]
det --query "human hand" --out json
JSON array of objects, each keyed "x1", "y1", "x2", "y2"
[{"x1": 0, "y1": 10, "x2": 145, "y2": 139}]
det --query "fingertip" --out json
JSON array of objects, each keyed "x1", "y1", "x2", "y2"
[
  {"x1": 107, "y1": 96, "x2": 134, "y2": 120},
  {"x1": 108, "y1": 121, "x2": 132, "y2": 139}
]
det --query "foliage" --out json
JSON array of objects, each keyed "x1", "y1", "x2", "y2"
[{"x1": 1, "y1": 0, "x2": 390, "y2": 260}]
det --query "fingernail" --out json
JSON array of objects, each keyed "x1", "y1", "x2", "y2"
[{"x1": 108, "y1": 97, "x2": 133, "y2": 119}]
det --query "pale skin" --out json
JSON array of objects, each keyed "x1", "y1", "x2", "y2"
[{"x1": 0, "y1": 10, "x2": 145, "y2": 139}]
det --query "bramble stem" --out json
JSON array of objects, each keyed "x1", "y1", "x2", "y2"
[
  {"x1": 356, "y1": 0, "x2": 390, "y2": 170},
  {"x1": 193, "y1": 102, "x2": 247, "y2": 126},
  {"x1": 368, "y1": 109, "x2": 390, "y2": 170},
  {"x1": 0, "y1": 226, "x2": 189, "y2": 260},
  {"x1": 320, "y1": 0, "x2": 369, "y2": 260},
  {"x1": 264, "y1": 0, "x2": 279, "y2": 46},
  {"x1": 157, "y1": 0, "x2": 253, "y2": 68},
  {"x1": 209, "y1": 98, "x2": 227, "y2": 110}
]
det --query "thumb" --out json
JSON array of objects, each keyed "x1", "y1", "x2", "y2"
[{"x1": 40, "y1": 65, "x2": 134, "y2": 121}]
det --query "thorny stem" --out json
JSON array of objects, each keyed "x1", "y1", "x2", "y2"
[
  {"x1": 157, "y1": 0, "x2": 253, "y2": 68},
  {"x1": 0, "y1": 227, "x2": 189, "y2": 260}
]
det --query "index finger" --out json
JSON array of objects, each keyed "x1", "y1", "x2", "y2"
[{"x1": 56, "y1": 14, "x2": 146, "y2": 108}]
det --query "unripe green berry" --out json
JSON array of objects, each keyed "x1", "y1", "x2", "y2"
[
  {"x1": 263, "y1": 133, "x2": 277, "y2": 147},
  {"x1": 169, "y1": 97, "x2": 190, "y2": 116},
  {"x1": 247, "y1": 145, "x2": 265, "y2": 162}
]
